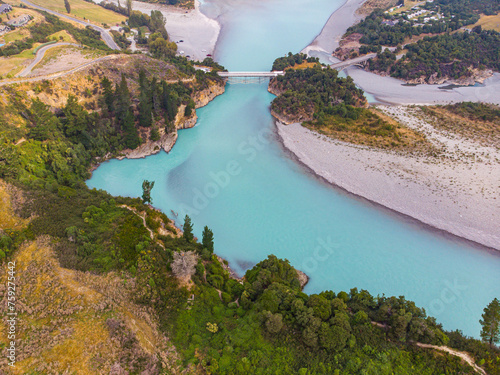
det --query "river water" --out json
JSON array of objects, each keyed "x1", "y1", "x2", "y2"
[{"x1": 87, "y1": 0, "x2": 500, "y2": 337}]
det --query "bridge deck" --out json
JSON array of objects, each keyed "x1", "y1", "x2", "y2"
[{"x1": 218, "y1": 71, "x2": 284, "y2": 78}]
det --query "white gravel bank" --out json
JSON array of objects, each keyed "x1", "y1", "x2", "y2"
[{"x1": 276, "y1": 107, "x2": 500, "y2": 251}]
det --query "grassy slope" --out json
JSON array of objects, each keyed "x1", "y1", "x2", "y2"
[
  {"x1": 25, "y1": 0, "x2": 127, "y2": 26},
  {"x1": 471, "y1": 12, "x2": 500, "y2": 32}
]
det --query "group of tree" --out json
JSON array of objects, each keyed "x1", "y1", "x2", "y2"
[
  {"x1": 270, "y1": 65, "x2": 366, "y2": 124},
  {"x1": 128, "y1": 9, "x2": 168, "y2": 39},
  {"x1": 344, "y1": 0, "x2": 500, "y2": 50},
  {"x1": 368, "y1": 29, "x2": 500, "y2": 81},
  {"x1": 100, "y1": 70, "x2": 196, "y2": 148}
]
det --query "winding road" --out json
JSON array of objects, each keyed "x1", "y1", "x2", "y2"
[
  {"x1": 16, "y1": 42, "x2": 80, "y2": 77},
  {"x1": 20, "y1": 0, "x2": 120, "y2": 50},
  {"x1": 0, "y1": 55, "x2": 118, "y2": 87}
]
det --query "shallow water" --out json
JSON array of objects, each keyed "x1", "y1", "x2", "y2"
[{"x1": 88, "y1": 0, "x2": 500, "y2": 337}]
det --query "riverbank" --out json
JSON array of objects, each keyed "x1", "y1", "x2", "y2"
[
  {"x1": 93, "y1": 81, "x2": 225, "y2": 163},
  {"x1": 301, "y1": 0, "x2": 367, "y2": 61},
  {"x1": 276, "y1": 106, "x2": 500, "y2": 251},
  {"x1": 345, "y1": 67, "x2": 500, "y2": 105},
  {"x1": 94, "y1": 0, "x2": 220, "y2": 61}
]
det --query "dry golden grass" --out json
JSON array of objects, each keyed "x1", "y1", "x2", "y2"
[
  {"x1": 48, "y1": 29, "x2": 76, "y2": 43},
  {"x1": 26, "y1": 0, "x2": 127, "y2": 26},
  {"x1": 0, "y1": 237, "x2": 181, "y2": 374},
  {"x1": 357, "y1": 0, "x2": 399, "y2": 16},
  {"x1": 385, "y1": 0, "x2": 425, "y2": 16},
  {"x1": 305, "y1": 107, "x2": 433, "y2": 152},
  {"x1": 288, "y1": 61, "x2": 320, "y2": 70},
  {"x1": 470, "y1": 13, "x2": 500, "y2": 32},
  {"x1": 421, "y1": 106, "x2": 500, "y2": 148},
  {"x1": 0, "y1": 180, "x2": 29, "y2": 231}
]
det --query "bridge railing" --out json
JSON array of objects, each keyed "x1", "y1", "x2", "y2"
[{"x1": 217, "y1": 71, "x2": 284, "y2": 78}]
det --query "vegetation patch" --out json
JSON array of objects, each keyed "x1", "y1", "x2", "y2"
[
  {"x1": 368, "y1": 30, "x2": 500, "y2": 83},
  {"x1": 305, "y1": 107, "x2": 431, "y2": 151},
  {"x1": 420, "y1": 102, "x2": 500, "y2": 147}
]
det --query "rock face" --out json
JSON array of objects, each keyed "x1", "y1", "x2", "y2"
[
  {"x1": 193, "y1": 81, "x2": 226, "y2": 108},
  {"x1": 270, "y1": 109, "x2": 313, "y2": 125},
  {"x1": 121, "y1": 131, "x2": 178, "y2": 160},
  {"x1": 296, "y1": 269, "x2": 309, "y2": 289},
  {"x1": 175, "y1": 104, "x2": 198, "y2": 130},
  {"x1": 268, "y1": 78, "x2": 314, "y2": 124},
  {"x1": 376, "y1": 67, "x2": 494, "y2": 86}
]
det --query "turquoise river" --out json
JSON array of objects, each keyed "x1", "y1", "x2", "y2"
[{"x1": 87, "y1": 0, "x2": 500, "y2": 337}]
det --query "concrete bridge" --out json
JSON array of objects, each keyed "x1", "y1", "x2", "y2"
[
  {"x1": 216, "y1": 53, "x2": 376, "y2": 84},
  {"x1": 217, "y1": 71, "x2": 284, "y2": 84},
  {"x1": 217, "y1": 71, "x2": 284, "y2": 78},
  {"x1": 330, "y1": 53, "x2": 377, "y2": 71}
]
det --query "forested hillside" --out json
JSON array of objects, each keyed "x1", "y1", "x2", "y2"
[{"x1": 368, "y1": 29, "x2": 500, "y2": 83}]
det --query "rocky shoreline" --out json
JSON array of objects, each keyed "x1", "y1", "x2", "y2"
[
  {"x1": 89, "y1": 81, "x2": 225, "y2": 171},
  {"x1": 370, "y1": 67, "x2": 494, "y2": 87}
]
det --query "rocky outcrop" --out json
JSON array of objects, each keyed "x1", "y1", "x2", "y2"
[
  {"x1": 175, "y1": 104, "x2": 198, "y2": 130},
  {"x1": 268, "y1": 78, "x2": 282, "y2": 96},
  {"x1": 120, "y1": 131, "x2": 178, "y2": 160},
  {"x1": 296, "y1": 269, "x2": 309, "y2": 289},
  {"x1": 377, "y1": 67, "x2": 495, "y2": 86},
  {"x1": 193, "y1": 81, "x2": 225, "y2": 108},
  {"x1": 268, "y1": 78, "x2": 314, "y2": 124},
  {"x1": 270, "y1": 109, "x2": 313, "y2": 125}
]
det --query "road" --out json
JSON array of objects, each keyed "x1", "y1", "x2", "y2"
[
  {"x1": 0, "y1": 55, "x2": 118, "y2": 87},
  {"x1": 20, "y1": 0, "x2": 120, "y2": 50},
  {"x1": 16, "y1": 42, "x2": 80, "y2": 77}
]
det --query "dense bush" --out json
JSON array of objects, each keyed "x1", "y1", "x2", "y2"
[{"x1": 270, "y1": 66, "x2": 366, "y2": 122}]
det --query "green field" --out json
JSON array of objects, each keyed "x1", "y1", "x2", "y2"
[
  {"x1": 48, "y1": 30, "x2": 75, "y2": 42},
  {"x1": 0, "y1": 43, "x2": 40, "y2": 77},
  {"x1": 27, "y1": 0, "x2": 127, "y2": 26}
]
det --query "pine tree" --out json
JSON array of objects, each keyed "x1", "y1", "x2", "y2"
[
  {"x1": 116, "y1": 74, "x2": 131, "y2": 125},
  {"x1": 138, "y1": 70, "x2": 152, "y2": 127},
  {"x1": 101, "y1": 77, "x2": 114, "y2": 113},
  {"x1": 141, "y1": 180, "x2": 155, "y2": 204},
  {"x1": 480, "y1": 298, "x2": 500, "y2": 347},
  {"x1": 123, "y1": 110, "x2": 140, "y2": 149},
  {"x1": 64, "y1": 0, "x2": 71, "y2": 13},
  {"x1": 202, "y1": 226, "x2": 214, "y2": 253},
  {"x1": 126, "y1": 0, "x2": 133, "y2": 16},
  {"x1": 183, "y1": 215, "x2": 194, "y2": 242}
]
